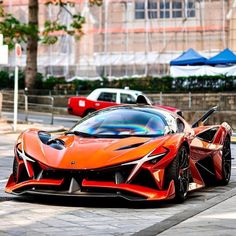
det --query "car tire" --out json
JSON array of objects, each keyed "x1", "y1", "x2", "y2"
[
  {"x1": 13, "y1": 157, "x2": 18, "y2": 183},
  {"x1": 83, "y1": 109, "x2": 96, "y2": 117},
  {"x1": 166, "y1": 145, "x2": 190, "y2": 203},
  {"x1": 219, "y1": 136, "x2": 231, "y2": 185}
]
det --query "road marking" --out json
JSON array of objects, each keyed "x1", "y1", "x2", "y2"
[
  {"x1": 54, "y1": 116, "x2": 79, "y2": 122},
  {"x1": 0, "y1": 146, "x2": 13, "y2": 150},
  {"x1": 28, "y1": 118, "x2": 43, "y2": 123},
  {"x1": 0, "y1": 179, "x2": 8, "y2": 183}
]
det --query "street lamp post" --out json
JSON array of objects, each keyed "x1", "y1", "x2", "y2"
[{"x1": 13, "y1": 43, "x2": 22, "y2": 132}]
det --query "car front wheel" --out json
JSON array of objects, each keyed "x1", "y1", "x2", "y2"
[{"x1": 166, "y1": 145, "x2": 190, "y2": 203}]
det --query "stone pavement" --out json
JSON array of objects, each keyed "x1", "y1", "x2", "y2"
[
  {"x1": 159, "y1": 189, "x2": 236, "y2": 236},
  {"x1": 134, "y1": 186, "x2": 236, "y2": 236}
]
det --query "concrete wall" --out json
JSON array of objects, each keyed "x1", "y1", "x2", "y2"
[
  {"x1": 183, "y1": 111, "x2": 236, "y2": 131},
  {"x1": 147, "y1": 93, "x2": 236, "y2": 130},
  {"x1": 147, "y1": 93, "x2": 236, "y2": 111}
]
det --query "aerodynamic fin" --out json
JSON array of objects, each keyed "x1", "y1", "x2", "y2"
[{"x1": 192, "y1": 106, "x2": 218, "y2": 128}]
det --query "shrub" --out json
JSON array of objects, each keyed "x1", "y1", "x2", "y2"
[
  {"x1": 42, "y1": 76, "x2": 66, "y2": 90},
  {"x1": 0, "y1": 71, "x2": 9, "y2": 89},
  {"x1": 0, "y1": 70, "x2": 236, "y2": 93}
]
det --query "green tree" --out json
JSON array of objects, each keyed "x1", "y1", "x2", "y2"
[{"x1": 0, "y1": 0, "x2": 102, "y2": 89}]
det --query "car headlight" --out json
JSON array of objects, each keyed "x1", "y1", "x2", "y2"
[
  {"x1": 16, "y1": 144, "x2": 35, "y2": 163},
  {"x1": 122, "y1": 147, "x2": 168, "y2": 182},
  {"x1": 148, "y1": 146, "x2": 169, "y2": 164}
]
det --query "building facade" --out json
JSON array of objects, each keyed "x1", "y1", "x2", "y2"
[{"x1": 3, "y1": 0, "x2": 236, "y2": 78}]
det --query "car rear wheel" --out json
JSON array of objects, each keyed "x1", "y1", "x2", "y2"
[
  {"x1": 219, "y1": 136, "x2": 231, "y2": 185},
  {"x1": 166, "y1": 145, "x2": 190, "y2": 203},
  {"x1": 83, "y1": 109, "x2": 96, "y2": 117}
]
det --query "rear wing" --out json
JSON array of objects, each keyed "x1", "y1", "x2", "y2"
[{"x1": 192, "y1": 106, "x2": 218, "y2": 128}]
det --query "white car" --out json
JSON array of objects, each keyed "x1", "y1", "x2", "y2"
[{"x1": 68, "y1": 88, "x2": 144, "y2": 117}]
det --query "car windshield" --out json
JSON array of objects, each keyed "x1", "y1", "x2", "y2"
[{"x1": 69, "y1": 107, "x2": 175, "y2": 138}]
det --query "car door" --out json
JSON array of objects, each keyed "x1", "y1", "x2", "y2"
[
  {"x1": 95, "y1": 91, "x2": 118, "y2": 109},
  {"x1": 190, "y1": 126, "x2": 222, "y2": 186},
  {"x1": 120, "y1": 93, "x2": 137, "y2": 104}
]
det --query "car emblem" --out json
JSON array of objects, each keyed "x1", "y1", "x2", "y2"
[{"x1": 71, "y1": 161, "x2": 76, "y2": 165}]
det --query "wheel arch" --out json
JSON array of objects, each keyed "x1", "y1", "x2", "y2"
[{"x1": 83, "y1": 108, "x2": 96, "y2": 117}]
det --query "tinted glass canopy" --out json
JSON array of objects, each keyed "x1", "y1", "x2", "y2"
[{"x1": 70, "y1": 107, "x2": 178, "y2": 138}]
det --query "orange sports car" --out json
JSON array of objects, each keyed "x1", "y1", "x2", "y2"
[{"x1": 5, "y1": 105, "x2": 232, "y2": 202}]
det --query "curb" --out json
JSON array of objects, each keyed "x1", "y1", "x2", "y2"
[
  {"x1": 0, "y1": 119, "x2": 67, "y2": 135},
  {"x1": 232, "y1": 133, "x2": 236, "y2": 144},
  {"x1": 231, "y1": 137, "x2": 236, "y2": 144}
]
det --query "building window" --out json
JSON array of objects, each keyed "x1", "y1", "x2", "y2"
[
  {"x1": 135, "y1": 0, "x2": 195, "y2": 20},
  {"x1": 135, "y1": 1, "x2": 145, "y2": 19},
  {"x1": 160, "y1": 1, "x2": 170, "y2": 18},
  {"x1": 135, "y1": 1, "x2": 158, "y2": 19},
  {"x1": 148, "y1": 1, "x2": 158, "y2": 19},
  {"x1": 172, "y1": 1, "x2": 182, "y2": 18},
  {"x1": 186, "y1": 0, "x2": 195, "y2": 18}
]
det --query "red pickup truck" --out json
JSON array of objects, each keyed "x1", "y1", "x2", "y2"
[{"x1": 68, "y1": 88, "x2": 182, "y2": 117}]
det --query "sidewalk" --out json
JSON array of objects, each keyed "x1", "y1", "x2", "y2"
[
  {"x1": 0, "y1": 119, "x2": 66, "y2": 135},
  {"x1": 159, "y1": 190, "x2": 236, "y2": 235},
  {"x1": 134, "y1": 187, "x2": 236, "y2": 236}
]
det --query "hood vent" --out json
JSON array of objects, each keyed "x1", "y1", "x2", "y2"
[
  {"x1": 38, "y1": 131, "x2": 51, "y2": 144},
  {"x1": 47, "y1": 139, "x2": 65, "y2": 150},
  {"x1": 115, "y1": 142, "x2": 145, "y2": 151},
  {"x1": 38, "y1": 131, "x2": 65, "y2": 150}
]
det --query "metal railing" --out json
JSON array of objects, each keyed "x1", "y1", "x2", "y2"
[
  {"x1": 1, "y1": 91, "x2": 55, "y2": 125},
  {"x1": 24, "y1": 95, "x2": 54, "y2": 124},
  {"x1": 1, "y1": 91, "x2": 236, "y2": 126}
]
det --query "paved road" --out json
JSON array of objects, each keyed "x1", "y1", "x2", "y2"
[
  {"x1": 0, "y1": 134, "x2": 235, "y2": 235},
  {"x1": 1, "y1": 111, "x2": 78, "y2": 129}
]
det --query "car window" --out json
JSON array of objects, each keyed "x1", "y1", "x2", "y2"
[
  {"x1": 97, "y1": 92, "x2": 117, "y2": 102},
  {"x1": 71, "y1": 108, "x2": 170, "y2": 137},
  {"x1": 120, "y1": 93, "x2": 136, "y2": 104}
]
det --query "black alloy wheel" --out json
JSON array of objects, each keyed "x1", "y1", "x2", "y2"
[
  {"x1": 220, "y1": 136, "x2": 231, "y2": 185},
  {"x1": 166, "y1": 145, "x2": 190, "y2": 203}
]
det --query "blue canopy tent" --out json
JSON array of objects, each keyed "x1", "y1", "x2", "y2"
[
  {"x1": 170, "y1": 48, "x2": 207, "y2": 66},
  {"x1": 206, "y1": 48, "x2": 236, "y2": 65}
]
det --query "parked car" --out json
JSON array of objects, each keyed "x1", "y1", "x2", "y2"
[
  {"x1": 5, "y1": 105, "x2": 231, "y2": 202},
  {"x1": 67, "y1": 88, "x2": 143, "y2": 117},
  {"x1": 67, "y1": 88, "x2": 182, "y2": 117}
]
